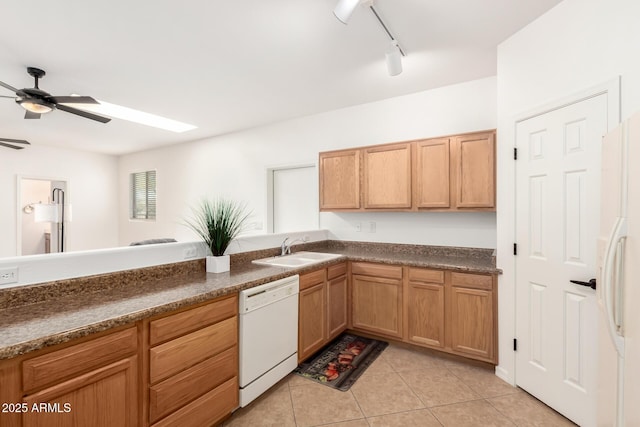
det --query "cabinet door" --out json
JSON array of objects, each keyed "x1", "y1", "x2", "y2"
[
  {"x1": 414, "y1": 138, "x2": 450, "y2": 208},
  {"x1": 298, "y1": 282, "x2": 327, "y2": 362},
  {"x1": 452, "y1": 132, "x2": 495, "y2": 208},
  {"x1": 23, "y1": 356, "x2": 138, "y2": 427},
  {"x1": 363, "y1": 143, "x2": 412, "y2": 209},
  {"x1": 352, "y1": 275, "x2": 403, "y2": 338},
  {"x1": 327, "y1": 274, "x2": 348, "y2": 340},
  {"x1": 319, "y1": 150, "x2": 360, "y2": 210},
  {"x1": 407, "y1": 281, "x2": 445, "y2": 349},
  {"x1": 450, "y1": 286, "x2": 494, "y2": 361}
]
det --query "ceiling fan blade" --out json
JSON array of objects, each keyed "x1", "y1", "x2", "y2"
[
  {"x1": 0, "y1": 138, "x2": 30, "y2": 144},
  {"x1": 0, "y1": 80, "x2": 19, "y2": 94},
  {"x1": 49, "y1": 95, "x2": 99, "y2": 104},
  {"x1": 0, "y1": 141, "x2": 25, "y2": 150},
  {"x1": 24, "y1": 111, "x2": 41, "y2": 119},
  {"x1": 56, "y1": 104, "x2": 111, "y2": 123}
]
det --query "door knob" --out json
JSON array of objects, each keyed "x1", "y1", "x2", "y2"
[{"x1": 570, "y1": 278, "x2": 597, "y2": 290}]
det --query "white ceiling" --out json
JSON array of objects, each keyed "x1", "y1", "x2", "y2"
[{"x1": 0, "y1": 0, "x2": 562, "y2": 155}]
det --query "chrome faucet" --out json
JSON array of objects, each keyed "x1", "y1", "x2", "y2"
[{"x1": 280, "y1": 237, "x2": 306, "y2": 256}]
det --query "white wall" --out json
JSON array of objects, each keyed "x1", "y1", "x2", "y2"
[
  {"x1": 496, "y1": 0, "x2": 640, "y2": 384},
  {"x1": 119, "y1": 76, "x2": 497, "y2": 249},
  {"x1": 1, "y1": 144, "x2": 119, "y2": 258}
]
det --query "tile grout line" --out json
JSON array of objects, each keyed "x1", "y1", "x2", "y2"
[
  {"x1": 286, "y1": 376, "x2": 301, "y2": 427},
  {"x1": 484, "y1": 397, "x2": 520, "y2": 426}
]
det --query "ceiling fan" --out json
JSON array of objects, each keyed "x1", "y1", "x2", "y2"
[
  {"x1": 0, "y1": 67, "x2": 111, "y2": 123},
  {"x1": 0, "y1": 138, "x2": 30, "y2": 150}
]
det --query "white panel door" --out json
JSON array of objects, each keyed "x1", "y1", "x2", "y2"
[
  {"x1": 272, "y1": 166, "x2": 318, "y2": 233},
  {"x1": 515, "y1": 94, "x2": 608, "y2": 427}
]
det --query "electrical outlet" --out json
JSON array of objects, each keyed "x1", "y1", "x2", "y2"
[
  {"x1": 303, "y1": 235, "x2": 310, "y2": 242},
  {"x1": 355, "y1": 222, "x2": 362, "y2": 232},
  {"x1": 0, "y1": 267, "x2": 18, "y2": 285},
  {"x1": 369, "y1": 221, "x2": 376, "y2": 233}
]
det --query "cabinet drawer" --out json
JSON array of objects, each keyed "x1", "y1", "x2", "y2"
[
  {"x1": 23, "y1": 327, "x2": 137, "y2": 393},
  {"x1": 351, "y1": 262, "x2": 402, "y2": 280},
  {"x1": 327, "y1": 262, "x2": 347, "y2": 280},
  {"x1": 408, "y1": 268, "x2": 444, "y2": 284},
  {"x1": 149, "y1": 346, "x2": 237, "y2": 423},
  {"x1": 451, "y1": 272, "x2": 493, "y2": 290},
  {"x1": 150, "y1": 316, "x2": 237, "y2": 384},
  {"x1": 150, "y1": 294, "x2": 237, "y2": 346},
  {"x1": 152, "y1": 376, "x2": 238, "y2": 427},
  {"x1": 300, "y1": 269, "x2": 326, "y2": 291}
]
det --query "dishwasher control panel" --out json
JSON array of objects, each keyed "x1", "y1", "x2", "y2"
[{"x1": 239, "y1": 275, "x2": 299, "y2": 313}]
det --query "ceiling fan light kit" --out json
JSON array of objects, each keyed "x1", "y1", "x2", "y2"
[
  {"x1": 333, "y1": 0, "x2": 406, "y2": 76},
  {"x1": 19, "y1": 98, "x2": 54, "y2": 115},
  {"x1": 0, "y1": 67, "x2": 111, "y2": 123}
]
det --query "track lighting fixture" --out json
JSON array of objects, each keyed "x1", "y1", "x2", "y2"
[{"x1": 333, "y1": 0, "x2": 406, "y2": 76}]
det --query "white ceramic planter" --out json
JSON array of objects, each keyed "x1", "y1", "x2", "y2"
[{"x1": 206, "y1": 255, "x2": 230, "y2": 273}]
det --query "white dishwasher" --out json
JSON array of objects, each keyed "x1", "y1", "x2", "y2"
[{"x1": 239, "y1": 275, "x2": 299, "y2": 407}]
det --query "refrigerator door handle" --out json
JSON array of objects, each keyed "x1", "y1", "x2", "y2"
[{"x1": 602, "y1": 216, "x2": 627, "y2": 357}]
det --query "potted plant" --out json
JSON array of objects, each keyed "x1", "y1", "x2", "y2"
[{"x1": 185, "y1": 198, "x2": 250, "y2": 273}]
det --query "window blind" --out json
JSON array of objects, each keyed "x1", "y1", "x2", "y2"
[{"x1": 130, "y1": 170, "x2": 156, "y2": 220}]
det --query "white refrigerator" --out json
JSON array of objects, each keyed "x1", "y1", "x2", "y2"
[{"x1": 597, "y1": 111, "x2": 640, "y2": 426}]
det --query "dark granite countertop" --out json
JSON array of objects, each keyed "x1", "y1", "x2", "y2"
[{"x1": 0, "y1": 240, "x2": 499, "y2": 360}]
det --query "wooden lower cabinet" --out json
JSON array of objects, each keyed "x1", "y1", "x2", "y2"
[
  {"x1": 407, "y1": 267, "x2": 497, "y2": 363},
  {"x1": 351, "y1": 263, "x2": 403, "y2": 339},
  {"x1": 449, "y1": 272, "x2": 496, "y2": 361},
  {"x1": 0, "y1": 295, "x2": 240, "y2": 427},
  {"x1": 298, "y1": 263, "x2": 348, "y2": 363},
  {"x1": 298, "y1": 281, "x2": 327, "y2": 362},
  {"x1": 327, "y1": 274, "x2": 348, "y2": 340},
  {"x1": 0, "y1": 326, "x2": 140, "y2": 427},
  {"x1": 151, "y1": 377, "x2": 237, "y2": 427},
  {"x1": 406, "y1": 269, "x2": 445, "y2": 348},
  {"x1": 147, "y1": 294, "x2": 238, "y2": 427},
  {"x1": 23, "y1": 356, "x2": 138, "y2": 427},
  {"x1": 349, "y1": 263, "x2": 497, "y2": 364}
]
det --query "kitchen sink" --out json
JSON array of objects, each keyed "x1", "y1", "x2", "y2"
[{"x1": 252, "y1": 251, "x2": 342, "y2": 268}]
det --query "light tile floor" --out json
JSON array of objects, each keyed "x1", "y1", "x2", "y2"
[{"x1": 225, "y1": 343, "x2": 576, "y2": 427}]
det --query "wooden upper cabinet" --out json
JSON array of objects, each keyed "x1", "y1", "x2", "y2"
[
  {"x1": 363, "y1": 143, "x2": 412, "y2": 209},
  {"x1": 319, "y1": 149, "x2": 360, "y2": 210},
  {"x1": 318, "y1": 130, "x2": 495, "y2": 212},
  {"x1": 452, "y1": 132, "x2": 495, "y2": 208},
  {"x1": 414, "y1": 138, "x2": 451, "y2": 208}
]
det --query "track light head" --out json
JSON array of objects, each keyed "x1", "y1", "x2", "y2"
[
  {"x1": 385, "y1": 40, "x2": 403, "y2": 76},
  {"x1": 334, "y1": 0, "x2": 361, "y2": 24}
]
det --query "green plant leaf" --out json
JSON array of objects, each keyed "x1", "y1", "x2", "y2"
[{"x1": 184, "y1": 198, "x2": 251, "y2": 256}]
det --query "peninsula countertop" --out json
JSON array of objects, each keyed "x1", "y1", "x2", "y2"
[{"x1": 0, "y1": 240, "x2": 500, "y2": 360}]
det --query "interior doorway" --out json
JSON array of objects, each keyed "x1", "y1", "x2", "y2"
[{"x1": 19, "y1": 177, "x2": 67, "y2": 256}]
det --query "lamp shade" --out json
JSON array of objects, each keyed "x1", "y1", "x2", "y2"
[
  {"x1": 334, "y1": 0, "x2": 360, "y2": 24},
  {"x1": 34, "y1": 204, "x2": 59, "y2": 223},
  {"x1": 385, "y1": 40, "x2": 403, "y2": 76}
]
